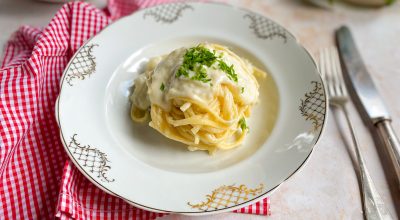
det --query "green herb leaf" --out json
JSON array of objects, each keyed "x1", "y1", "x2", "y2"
[
  {"x1": 218, "y1": 60, "x2": 238, "y2": 82},
  {"x1": 238, "y1": 117, "x2": 248, "y2": 131},
  {"x1": 176, "y1": 66, "x2": 189, "y2": 78},
  {"x1": 241, "y1": 87, "x2": 244, "y2": 93},
  {"x1": 160, "y1": 83, "x2": 165, "y2": 91},
  {"x1": 191, "y1": 65, "x2": 212, "y2": 83},
  {"x1": 176, "y1": 46, "x2": 216, "y2": 83},
  {"x1": 176, "y1": 45, "x2": 238, "y2": 84}
]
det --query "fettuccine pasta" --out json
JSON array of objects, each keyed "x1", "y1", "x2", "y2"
[{"x1": 130, "y1": 43, "x2": 266, "y2": 154}]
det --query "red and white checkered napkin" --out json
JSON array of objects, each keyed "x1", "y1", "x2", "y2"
[{"x1": 0, "y1": 0, "x2": 270, "y2": 219}]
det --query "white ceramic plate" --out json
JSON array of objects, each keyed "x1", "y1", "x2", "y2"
[{"x1": 56, "y1": 2, "x2": 327, "y2": 215}]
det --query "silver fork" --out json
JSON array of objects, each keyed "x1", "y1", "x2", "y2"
[{"x1": 320, "y1": 47, "x2": 392, "y2": 220}]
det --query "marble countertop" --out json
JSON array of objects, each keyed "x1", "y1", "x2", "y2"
[{"x1": 1, "y1": 0, "x2": 399, "y2": 219}]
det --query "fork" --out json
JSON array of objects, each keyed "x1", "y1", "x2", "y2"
[{"x1": 319, "y1": 47, "x2": 392, "y2": 220}]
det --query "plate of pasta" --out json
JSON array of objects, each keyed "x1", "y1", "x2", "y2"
[{"x1": 56, "y1": 2, "x2": 327, "y2": 215}]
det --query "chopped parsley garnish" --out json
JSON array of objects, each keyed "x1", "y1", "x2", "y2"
[
  {"x1": 160, "y1": 83, "x2": 165, "y2": 91},
  {"x1": 191, "y1": 65, "x2": 212, "y2": 83},
  {"x1": 241, "y1": 87, "x2": 244, "y2": 93},
  {"x1": 218, "y1": 60, "x2": 237, "y2": 82},
  {"x1": 176, "y1": 46, "x2": 216, "y2": 83},
  {"x1": 239, "y1": 117, "x2": 248, "y2": 131},
  {"x1": 177, "y1": 66, "x2": 189, "y2": 78},
  {"x1": 176, "y1": 45, "x2": 238, "y2": 84}
]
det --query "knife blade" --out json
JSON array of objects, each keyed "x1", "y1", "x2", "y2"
[
  {"x1": 336, "y1": 26, "x2": 400, "y2": 187},
  {"x1": 336, "y1": 26, "x2": 389, "y2": 123}
]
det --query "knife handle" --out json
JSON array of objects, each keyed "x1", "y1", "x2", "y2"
[{"x1": 375, "y1": 119, "x2": 400, "y2": 187}]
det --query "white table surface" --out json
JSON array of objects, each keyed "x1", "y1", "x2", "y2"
[{"x1": 1, "y1": 0, "x2": 400, "y2": 219}]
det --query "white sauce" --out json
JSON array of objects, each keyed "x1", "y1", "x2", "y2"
[
  {"x1": 130, "y1": 73, "x2": 150, "y2": 110},
  {"x1": 131, "y1": 44, "x2": 260, "y2": 111}
]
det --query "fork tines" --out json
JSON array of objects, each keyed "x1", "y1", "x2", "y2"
[{"x1": 319, "y1": 47, "x2": 347, "y2": 99}]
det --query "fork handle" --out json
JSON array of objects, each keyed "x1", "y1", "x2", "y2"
[
  {"x1": 375, "y1": 119, "x2": 400, "y2": 188},
  {"x1": 341, "y1": 106, "x2": 393, "y2": 220}
]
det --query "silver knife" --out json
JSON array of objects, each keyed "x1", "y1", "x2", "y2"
[{"x1": 336, "y1": 26, "x2": 400, "y2": 187}]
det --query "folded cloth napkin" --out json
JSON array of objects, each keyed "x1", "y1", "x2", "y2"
[{"x1": 0, "y1": 1, "x2": 270, "y2": 219}]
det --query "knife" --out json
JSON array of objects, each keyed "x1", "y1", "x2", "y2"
[{"x1": 336, "y1": 26, "x2": 400, "y2": 186}]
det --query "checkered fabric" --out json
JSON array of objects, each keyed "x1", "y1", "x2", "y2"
[{"x1": 0, "y1": 1, "x2": 270, "y2": 219}]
